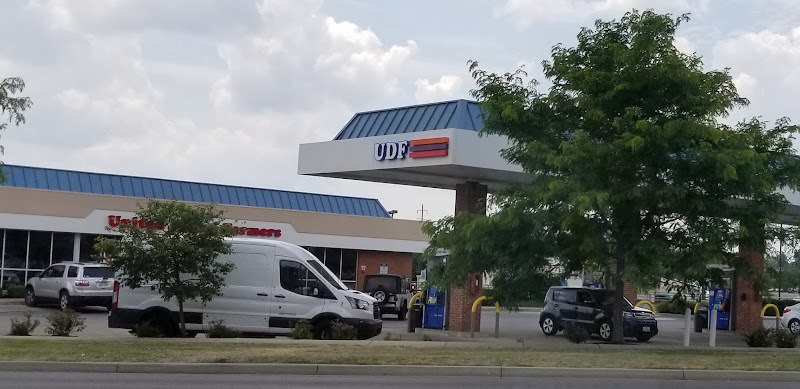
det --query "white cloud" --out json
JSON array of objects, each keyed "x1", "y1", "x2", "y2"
[
  {"x1": 414, "y1": 75, "x2": 463, "y2": 102},
  {"x1": 673, "y1": 36, "x2": 697, "y2": 55},
  {"x1": 732, "y1": 73, "x2": 758, "y2": 97},
  {"x1": 495, "y1": 0, "x2": 710, "y2": 28}
]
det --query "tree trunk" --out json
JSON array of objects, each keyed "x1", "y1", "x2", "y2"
[
  {"x1": 612, "y1": 239, "x2": 625, "y2": 344},
  {"x1": 177, "y1": 297, "x2": 187, "y2": 338}
]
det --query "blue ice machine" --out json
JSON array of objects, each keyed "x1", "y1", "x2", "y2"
[{"x1": 423, "y1": 285, "x2": 446, "y2": 329}]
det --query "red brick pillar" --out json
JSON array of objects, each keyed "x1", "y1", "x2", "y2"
[
  {"x1": 734, "y1": 247, "x2": 765, "y2": 332},
  {"x1": 448, "y1": 181, "x2": 487, "y2": 333},
  {"x1": 623, "y1": 283, "x2": 638, "y2": 305}
]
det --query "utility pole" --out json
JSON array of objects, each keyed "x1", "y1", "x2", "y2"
[
  {"x1": 779, "y1": 223, "x2": 783, "y2": 300},
  {"x1": 417, "y1": 204, "x2": 428, "y2": 221}
]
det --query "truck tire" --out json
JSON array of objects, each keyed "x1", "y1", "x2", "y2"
[{"x1": 397, "y1": 304, "x2": 407, "y2": 321}]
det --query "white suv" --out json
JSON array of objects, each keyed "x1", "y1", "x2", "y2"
[{"x1": 25, "y1": 262, "x2": 115, "y2": 310}]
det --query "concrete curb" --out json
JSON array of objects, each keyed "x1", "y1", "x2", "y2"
[{"x1": 0, "y1": 361, "x2": 797, "y2": 381}]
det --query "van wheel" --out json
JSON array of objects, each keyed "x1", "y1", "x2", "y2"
[
  {"x1": 314, "y1": 319, "x2": 333, "y2": 340},
  {"x1": 59, "y1": 291, "x2": 71, "y2": 311},
  {"x1": 24, "y1": 287, "x2": 37, "y2": 307}
]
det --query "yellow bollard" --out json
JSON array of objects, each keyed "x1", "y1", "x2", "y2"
[
  {"x1": 761, "y1": 304, "x2": 781, "y2": 329},
  {"x1": 693, "y1": 300, "x2": 708, "y2": 314},
  {"x1": 471, "y1": 296, "x2": 487, "y2": 338},
  {"x1": 635, "y1": 300, "x2": 656, "y2": 312}
]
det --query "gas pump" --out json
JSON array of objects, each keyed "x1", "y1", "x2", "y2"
[
  {"x1": 423, "y1": 285, "x2": 447, "y2": 329},
  {"x1": 709, "y1": 288, "x2": 731, "y2": 330}
]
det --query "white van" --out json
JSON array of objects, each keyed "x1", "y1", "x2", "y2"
[{"x1": 108, "y1": 238, "x2": 382, "y2": 339}]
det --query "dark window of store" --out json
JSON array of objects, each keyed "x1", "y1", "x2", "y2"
[
  {"x1": 79, "y1": 234, "x2": 103, "y2": 262},
  {"x1": 28, "y1": 231, "x2": 52, "y2": 270},
  {"x1": 1, "y1": 269, "x2": 24, "y2": 288},
  {"x1": 2, "y1": 230, "x2": 28, "y2": 269},
  {"x1": 52, "y1": 232, "x2": 75, "y2": 263},
  {"x1": 324, "y1": 248, "x2": 342, "y2": 278},
  {"x1": 307, "y1": 247, "x2": 325, "y2": 262},
  {"x1": 341, "y1": 249, "x2": 357, "y2": 284}
]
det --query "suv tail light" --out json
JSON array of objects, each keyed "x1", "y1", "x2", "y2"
[
  {"x1": 112, "y1": 281, "x2": 120, "y2": 310},
  {"x1": 74, "y1": 280, "x2": 90, "y2": 287},
  {"x1": 784, "y1": 308, "x2": 792, "y2": 314}
]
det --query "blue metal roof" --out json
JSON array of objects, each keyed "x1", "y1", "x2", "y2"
[
  {"x1": 333, "y1": 99, "x2": 484, "y2": 140},
  {"x1": 0, "y1": 165, "x2": 390, "y2": 218}
]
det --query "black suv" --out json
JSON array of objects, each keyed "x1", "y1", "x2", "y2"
[
  {"x1": 362, "y1": 274, "x2": 412, "y2": 320},
  {"x1": 539, "y1": 286, "x2": 658, "y2": 342}
]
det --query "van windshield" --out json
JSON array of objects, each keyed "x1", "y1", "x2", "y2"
[{"x1": 307, "y1": 259, "x2": 346, "y2": 290}]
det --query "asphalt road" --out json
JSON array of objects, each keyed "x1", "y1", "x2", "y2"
[
  {"x1": 0, "y1": 302, "x2": 785, "y2": 347},
  {"x1": 0, "y1": 372, "x2": 796, "y2": 389}
]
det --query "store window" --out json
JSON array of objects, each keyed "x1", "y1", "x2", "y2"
[
  {"x1": 79, "y1": 234, "x2": 115, "y2": 262},
  {"x1": 2, "y1": 230, "x2": 28, "y2": 269},
  {"x1": 341, "y1": 249, "x2": 358, "y2": 289},
  {"x1": 2, "y1": 269, "x2": 25, "y2": 289},
  {"x1": 307, "y1": 247, "x2": 325, "y2": 262},
  {"x1": 28, "y1": 231, "x2": 52, "y2": 270},
  {"x1": 324, "y1": 248, "x2": 342, "y2": 278},
  {"x1": 52, "y1": 232, "x2": 75, "y2": 263}
]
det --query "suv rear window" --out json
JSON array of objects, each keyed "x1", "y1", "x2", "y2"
[
  {"x1": 82, "y1": 266, "x2": 114, "y2": 279},
  {"x1": 364, "y1": 275, "x2": 400, "y2": 294}
]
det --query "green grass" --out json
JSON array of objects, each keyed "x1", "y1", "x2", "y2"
[{"x1": 0, "y1": 338, "x2": 797, "y2": 371}]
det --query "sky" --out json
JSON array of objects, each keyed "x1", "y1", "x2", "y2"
[{"x1": 1, "y1": 0, "x2": 799, "y2": 221}]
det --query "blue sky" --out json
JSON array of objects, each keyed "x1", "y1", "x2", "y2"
[{"x1": 1, "y1": 0, "x2": 799, "y2": 221}]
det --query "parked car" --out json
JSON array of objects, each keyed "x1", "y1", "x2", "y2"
[
  {"x1": 361, "y1": 274, "x2": 412, "y2": 320},
  {"x1": 25, "y1": 262, "x2": 115, "y2": 310},
  {"x1": 781, "y1": 302, "x2": 800, "y2": 334},
  {"x1": 539, "y1": 286, "x2": 659, "y2": 342},
  {"x1": 109, "y1": 238, "x2": 382, "y2": 339},
  {"x1": 652, "y1": 292, "x2": 672, "y2": 303}
]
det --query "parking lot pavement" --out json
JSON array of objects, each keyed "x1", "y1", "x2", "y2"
[{"x1": 0, "y1": 300, "x2": 780, "y2": 347}]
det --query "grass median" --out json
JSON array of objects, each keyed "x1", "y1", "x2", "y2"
[{"x1": 0, "y1": 338, "x2": 798, "y2": 371}]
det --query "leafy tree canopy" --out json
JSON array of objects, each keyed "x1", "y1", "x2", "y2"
[
  {"x1": 0, "y1": 77, "x2": 33, "y2": 183},
  {"x1": 423, "y1": 9, "x2": 800, "y2": 342},
  {"x1": 95, "y1": 200, "x2": 236, "y2": 336}
]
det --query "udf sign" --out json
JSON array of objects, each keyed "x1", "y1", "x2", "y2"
[{"x1": 374, "y1": 141, "x2": 410, "y2": 161}]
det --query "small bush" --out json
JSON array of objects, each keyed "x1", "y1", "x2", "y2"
[
  {"x1": 563, "y1": 323, "x2": 590, "y2": 344},
  {"x1": 383, "y1": 332, "x2": 402, "y2": 341},
  {"x1": 330, "y1": 320, "x2": 358, "y2": 340},
  {"x1": 743, "y1": 327, "x2": 774, "y2": 347},
  {"x1": 9, "y1": 312, "x2": 40, "y2": 336},
  {"x1": 288, "y1": 320, "x2": 314, "y2": 340},
  {"x1": 5, "y1": 285, "x2": 25, "y2": 298},
  {"x1": 774, "y1": 328, "x2": 798, "y2": 349},
  {"x1": 132, "y1": 322, "x2": 164, "y2": 338},
  {"x1": 206, "y1": 320, "x2": 241, "y2": 338},
  {"x1": 655, "y1": 301, "x2": 673, "y2": 313},
  {"x1": 45, "y1": 309, "x2": 86, "y2": 337}
]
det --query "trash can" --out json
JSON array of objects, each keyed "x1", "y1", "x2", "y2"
[
  {"x1": 407, "y1": 302, "x2": 423, "y2": 333},
  {"x1": 694, "y1": 307, "x2": 708, "y2": 333}
]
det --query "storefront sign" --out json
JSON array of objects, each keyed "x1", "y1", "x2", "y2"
[
  {"x1": 374, "y1": 137, "x2": 449, "y2": 161},
  {"x1": 106, "y1": 215, "x2": 282, "y2": 238}
]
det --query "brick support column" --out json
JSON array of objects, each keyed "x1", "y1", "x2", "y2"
[
  {"x1": 623, "y1": 282, "x2": 638, "y2": 304},
  {"x1": 448, "y1": 181, "x2": 488, "y2": 333},
  {"x1": 734, "y1": 247, "x2": 765, "y2": 332}
]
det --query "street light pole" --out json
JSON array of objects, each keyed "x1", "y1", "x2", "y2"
[{"x1": 779, "y1": 224, "x2": 783, "y2": 300}]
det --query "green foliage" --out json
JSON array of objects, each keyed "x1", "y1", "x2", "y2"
[
  {"x1": 4, "y1": 285, "x2": 25, "y2": 298},
  {"x1": 0, "y1": 77, "x2": 33, "y2": 183},
  {"x1": 95, "y1": 199, "x2": 236, "y2": 336},
  {"x1": 656, "y1": 299, "x2": 696, "y2": 314},
  {"x1": 206, "y1": 320, "x2": 241, "y2": 338},
  {"x1": 330, "y1": 320, "x2": 358, "y2": 340},
  {"x1": 743, "y1": 327, "x2": 774, "y2": 347},
  {"x1": 9, "y1": 312, "x2": 39, "y2": 336},
  {"x1": 45, "y1": 309, "x2": 86, "y2": 337},
  {"x1": 425, "y1": 9, "x2": 800, "y2": 344},
  {"x1": 563, "y1": 323, "x2": 590, "y2": 344},
  {"x1": 383, "y1": 332, "x2": 402, "y2": 341},
  {"x1": 774, "y1": 328, "x2": 798, "y2": 348},
  {"x1": 288, "y1": 321, "x2": 314, "y2": 340},
  {"x1": 132, "y1": 322, "x2": 164, "y2": 338}
]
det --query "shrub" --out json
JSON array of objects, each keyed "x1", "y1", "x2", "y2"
[
  {"x1": 774, "y1": 328, "x2": 798, "y2": 349},
  {"x1": 330, "y1": 320, "x2": 358, "y2": 340},
  {"x1": 5, "y1": 285, "x2": 25, "y2": 298},
  {"x1": 743, "y1": 326, "x2": 774, "y2": 347},
  {"x1": 563, "y1": 323, "x2": 590, "y2": 344},
  {"x1": 655, "y1": 301, "x2": 673, "y2": 313},
  {"x1": 206, "y1": 320, "x2": 241, "y2": 338},
  {"x1": 9, "y1": 312, "x2": 40, "y2": 336},
  {"x1": 383, "y1": 332, "x2": 402, "y2": 341},
  {"x1": 45, "y1": 309, "x2": 86, "y2": 336},
  {"x1": 132, "y1": 322, "x2": 164, "y2": 338},
  {"x1": 288, "y1": 320, "x2": 314, "y2": 340}
]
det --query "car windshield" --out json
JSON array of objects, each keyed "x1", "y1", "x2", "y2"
[
  {"x1": 364, "y1": 276, "x2": 400, "y2": 293},
  {"x1": 590, "y1": 289, "x2": 634, "y2": 307},
  {"x1": 306, "y1": 259, "x2": 345, "y2": 290},
  {"x1": 82, "y1": 266, "x2": 114, "y2": 279}
]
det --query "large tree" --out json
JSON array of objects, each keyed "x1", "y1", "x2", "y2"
[
  {"x1": 95, "y1": 200, "x2": 236, "y2": 337},
  {"x1": 425, "y1": 10, "x2": 800, "y2": 343},
  {"x1": 0, "y1": 77, "x2": 33, "y2": 183}
]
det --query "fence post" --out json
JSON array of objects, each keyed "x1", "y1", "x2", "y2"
[
  {"x1": 494, "y1": 302, "x2": 500, "y2": 338},
  {"x1": 709, "y1": 309, "x2": 718, "y2": 347},
  {"x1": 683, "y1": 307, "x2": 691, "y2": 347}
]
